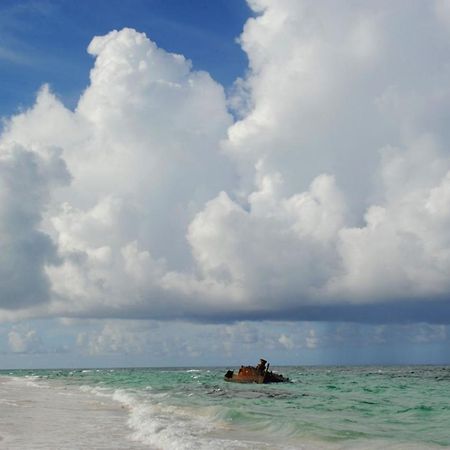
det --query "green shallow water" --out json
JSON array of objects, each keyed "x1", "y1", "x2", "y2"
[{"x1": 2, "y1": 365, "x2": 450, "y2": 449}]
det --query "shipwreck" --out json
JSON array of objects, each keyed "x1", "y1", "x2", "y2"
[{"x1": 224, "y1": 358, "x2": 289, "y2": 384}]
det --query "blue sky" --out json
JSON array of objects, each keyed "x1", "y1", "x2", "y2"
[
  {"x1": 2, "y1": 0, "x2": 450, "y2": 368},
  {"x1": 0, "y1": 0, "x2": 249, "y2": 116}
]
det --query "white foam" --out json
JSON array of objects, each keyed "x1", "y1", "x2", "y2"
[
  {"x1": 13, "y1": 375, "x2": 49, "y2": 389},
  {"x1": 110, "y1": 389, "x2": 449, "y2": 450},
  {"x1": 96, "y1": 386, "x2": 267, "y2": 449},
  {"x1": 0, "y1": 376, "x2": 151, "y2": 449}
]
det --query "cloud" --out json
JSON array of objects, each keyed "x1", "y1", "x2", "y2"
[
  {"x1": 8, "y1": 326, "x2": 43, "y2": 353},
  {"x1": 0, "y1": 142, "x2": 70, "y2": 309},
  {"x1": 77, "y1": 321, "x2": 156, "y2": 355},
  {"x1": 278, "y1": 333, "x2": 294, "y2": 350},
  {"x1": 189, "y1": 0, "x2": 450, "y2": 320},
  {"x1": 75, "y1": 319, "x2": 315, "y2": 361},
  {"x1": 0, "y1": 46, "x2": 31, "y2": 65},
  {"x1": 1, "y1": 28, "x2": 235, "y2": 320},
  {"x1": 305, "y1": 329, "x2": 319, "y2": 349},
  {"x1": 2, "y1": 3, "x2": 450, "y2": 324},
  {"x1": 76, "y1": 320, "x2": 231, "y2": 360}
]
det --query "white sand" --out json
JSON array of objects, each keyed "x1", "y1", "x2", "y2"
[{"x1": 0, "y1": 376, "x2": 152, "y2": 450}]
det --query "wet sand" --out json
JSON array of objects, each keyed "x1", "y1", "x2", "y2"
[{"x1": 0, "y1": 376, "x2": 151, "y2": 450}]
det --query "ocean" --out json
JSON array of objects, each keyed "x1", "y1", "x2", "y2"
[{"x1": 0, "y1": 366, "x2": 449, "y2": 449}]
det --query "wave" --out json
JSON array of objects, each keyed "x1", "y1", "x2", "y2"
[
  {"x1": 15, "y1": 375, "x2": 50, "y2": 389},
  {"x1": 82, "y1": 384, "x2": 281, "y2": 449}
]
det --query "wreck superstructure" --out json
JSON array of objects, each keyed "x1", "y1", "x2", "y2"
[{"x1": 224, "y1": 359, "x2": 289, "y2": 384}]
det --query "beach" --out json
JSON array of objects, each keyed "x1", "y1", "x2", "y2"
[
  {"x1": 0, "y1": 367, "x2": 449, "y2": 449},
  {"x1": 0, "y1": 376, "x2": 149, "y2": 450}
]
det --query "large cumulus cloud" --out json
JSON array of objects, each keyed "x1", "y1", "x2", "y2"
[
  {"x1": 2, "y1": 1, "x2": 450, "y2": 323},
  {"x1": 0, "y1": 143, "x2": 69, "y2": 309}
]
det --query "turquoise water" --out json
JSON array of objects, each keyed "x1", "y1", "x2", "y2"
[{"x1": 2, "y1": 366, "x2": 450, "y2": 449}]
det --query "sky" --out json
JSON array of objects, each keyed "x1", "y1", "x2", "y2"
[{"x1": 2, "y1": 0, "x2": 450, "y2": 368}]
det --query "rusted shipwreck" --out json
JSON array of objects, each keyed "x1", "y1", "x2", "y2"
[{"x1": 224, "y1": 358, "x2": 289, "y2": 384}]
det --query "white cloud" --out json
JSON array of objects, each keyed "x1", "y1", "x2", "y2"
[
  {"x1": 77, "y1": 321, "x2": 154, "y2": 355},
  {"x1": 0, "y1": 28, "x2": 235, "y2": 319},
  {"x1": 187, "y1": 173, "x2": 346, "y2": 307},
  {"x1": 8, "y1": 326, "x2": 42, "y2": 353},
  {"x1": 278, "y1": 333, "x2": 294, "y2": 350},
  {"x1": 305, "y1": 329, "x2": 319, "y2": 349},
  {"x1": 2, "y1": 3, "x2": 450, "y2": 323}
]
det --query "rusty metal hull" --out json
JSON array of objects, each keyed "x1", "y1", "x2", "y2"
[{"x1": 224, "y1": 365, "x2": 289, "y2": 384}]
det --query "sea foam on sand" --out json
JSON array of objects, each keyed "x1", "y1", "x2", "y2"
[{"x1": 0, "y1": 376, "x2": 151, "y2": 450}]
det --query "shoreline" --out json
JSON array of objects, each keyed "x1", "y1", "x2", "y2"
[
  {"x1": 1, "y1": 369, "x2": 448, "y2": 450},
  {"x1": 0, "y1": 376, "x2": 151, "y2": 450}
]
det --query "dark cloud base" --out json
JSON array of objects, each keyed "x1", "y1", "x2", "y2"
[{"x1": 56, "y1": 297, "x2": 450, "y2": 325}]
